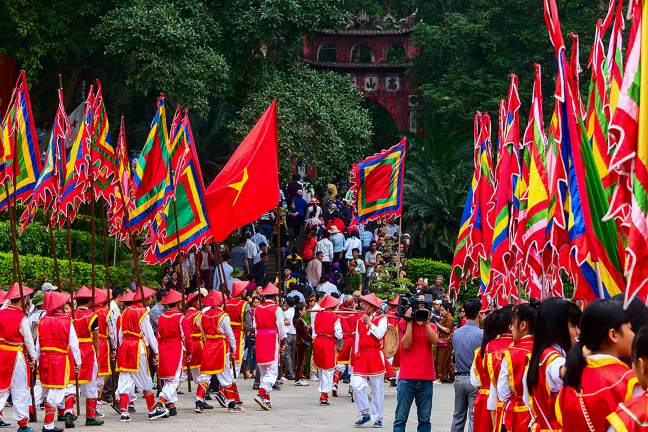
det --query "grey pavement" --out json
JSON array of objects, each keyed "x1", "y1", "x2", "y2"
[{"x1": 27, "y1": 378, "x2": 455, "y2": 431}]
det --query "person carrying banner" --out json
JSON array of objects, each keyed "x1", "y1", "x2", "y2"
[
  {"x1": 253, "y1": 283, "x2": 287, "y2": 411},
  {"x1": 224, "y1": 280, "x2": 252, "y2": 404},
  {"x1": 0, "y1": 284, "x2": 37, "y2": 432}
]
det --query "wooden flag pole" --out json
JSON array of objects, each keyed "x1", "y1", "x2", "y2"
[
  {"x1": 275, "y1": 206, "x2": 282, "y2": 291},
  {"x1": 102, "y1": 214, "x2": 111, "y2": 285},
  {"x1": 44, "y1": 212, "x2": 62, "y2": 287}
]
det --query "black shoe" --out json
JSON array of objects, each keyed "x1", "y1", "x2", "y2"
[
  {"x1": 147, "y1": 406, "x2": 168, "y2": 421},
  {"x1": 127, "y1": 405, "x2": 136, "y2": 414},
  {"x1": 168, "y1": 407, "x2": 177, "y2": 417},
  {"x1": 56, "y1": 415, "x2": 77, "y2": 422},
  {"x1": 17, "y1": 427, "x2": 33, "y2": 432},
  {"x1": 84, "y1": 418, "x2": 104, "y2": 427},
  {"x1": 194, "y1": 401, "x2": 204, "y2": 413},
  {"x1": 202, "y1": 401, "x2": 213, "y2": 410},
  {"x1": 204, "y1": 394, "x2": 212, "y2": 401},
  {"x1": 0, "y1": 420, "x2": 10, "y2": 428},
  {"x1": 63, "y1": 413, "x2": 75, "y2": 429},
  {"x1": 119, "y1": 414, "x2": 131, "y2": 423},
  {"x1": 213, "y1": 391, "x2": 227, "y2": 408},
  {"x1": 41, "y1": 428, "x2": 62, "y2": 432},
  {"x1": 252, "y1": 383, "x2": 259, "y2": 390},
  {"x1": 332, "y1": 384, "x2": 338, "y2": 397}
]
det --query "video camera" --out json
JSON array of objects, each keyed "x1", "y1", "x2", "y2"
[{"x1": 398, "y1": 294, "x2": 434, "y2": 322}]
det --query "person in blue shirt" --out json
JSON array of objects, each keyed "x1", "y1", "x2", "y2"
[{"x1": 289, "y1": 190, "x2": 308, "y2": 237}]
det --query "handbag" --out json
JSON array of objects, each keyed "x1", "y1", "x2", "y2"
[{"x1": 436, "y1": 338, "x2": 449, "y2": 348}]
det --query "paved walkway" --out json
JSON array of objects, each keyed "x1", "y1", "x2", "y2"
[{"x1": 28, "y1": 378, "x2": 456, "y2": 431}]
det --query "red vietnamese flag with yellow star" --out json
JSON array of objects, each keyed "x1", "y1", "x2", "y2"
[{"x1": 205, "y1": 100, "x2": 279, "y2": 241}]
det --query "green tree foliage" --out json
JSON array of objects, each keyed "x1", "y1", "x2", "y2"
[
  {"x1": 230, "y1": 64, "x2": 372, "y2": 184},
  {"x1": 93, "y1": 0, "x2": 229, "y2": 118}
]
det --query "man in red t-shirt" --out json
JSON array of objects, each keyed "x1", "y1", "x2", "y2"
[{"x1": 393, "y1": 296, "x2": 439, "y2": 432}]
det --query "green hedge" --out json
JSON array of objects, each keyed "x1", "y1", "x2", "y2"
[
  {"x1": 0, "y1": 252, "x2": 162, "y2": 290},
  {"x1": 0, "y1": 221, "x2": 130, "y2": 265},
  {"x1": 407, "y1": 258, "x2": 480, "y2": 304}
]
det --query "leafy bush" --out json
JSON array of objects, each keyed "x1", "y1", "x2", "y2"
[
  {"x1": 406, "y1": 258, "x2": 479, "y2": 304},
  {"x1": 0, "y1": 252, "x2": 162, "y2": 290}
]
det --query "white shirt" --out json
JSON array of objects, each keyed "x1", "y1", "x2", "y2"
[
  {"x1": 315, "y1": 238, "x2": 334, "y2": 262},
  {"x1": 19, "y1": 317, "x2": 37, "y2": 361},
  {"x1": 245, "y1": 239, "x2": 258, "y2": 260},
  {"x1": 250, "y1": 232, "x2": 268, "y2": 248},
  {"x1": 283, "y1": 307, "x2": 296, "y2": 335},
  {"x1": 317, "y1": 281, "x2": 339, "y2": 297},
  {"x1": 344, "y1": 236, "x2": 362, "y2": 259}
]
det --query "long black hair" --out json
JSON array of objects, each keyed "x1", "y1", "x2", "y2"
[
  {"x1": 564, "y1": 299, "x2": 630, "y2": 390},
  {"x1": 513, "y1": 298, "x2": 541, "y2": 335},
  {"x1": 495, "y1": 304, "x2": 514, "y2": 335},
  {"x1": 526, "y1": 297, "x2": 581, "y2": 395},
  {"x1": 479, "y1": 311, "x2": 498, "y2": 359},
  {"x1": 293, "y1": 303, "x2": 306, "y2": 327},
  {"x1": 633, "y1": 325, "x2": 648, "y2": 363}
]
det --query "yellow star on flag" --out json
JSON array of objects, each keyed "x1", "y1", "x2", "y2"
[{"x1": 228, "y1": 166, "x2": 248, "y2": 206}]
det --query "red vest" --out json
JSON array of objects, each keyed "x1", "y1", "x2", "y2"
[
  {"x1": 336, "y1": 310, "x2": 360, "y2": 364},
  {"x1": 200, "y1": 308, "x2": 227, "y2": 374},
  {"x1": 557, "y1": 356, "x2": 638, "y2": 432},
  {"x1": 255, "y1": 301, "x2": 279, "y2": 365},
  {"x1": 528, "y1": 346, "x2": 563, "y2": 432},
  {"x1": 0, "y1": 306, "x2": 28, "y2": 391},
  {"x1": 225, "y1": 298, "x2": 246, "y2": 363},
  {"x1": 486, "y1": 334, "x2": 513, "y2": 429},
  {"x1": 313, "y1": 310, "x2": 338, "y2": 370},
  {"x1": 73, "y1": 308, "x2": 97, "y2": 383},
  {"x1": 39, "y1": 313, "x2": 72, "y2": 388},
  {"x1": 502, "y1": 336, "x2": 534, "y2": 432},
  {"x1": 185, "y1": 308, "x2": 203, "y2": 369},
  {"x1": 116, "y1": 305, "x2": 148, "y2": 372},
  {"x1": 94, "y1": 306, "x2": 112, "y2": 377},
  {"x1": 350, "y1": 313, "x2": 385, "y2": 376},
  {"x1": 473, "y1": 348, "x2": 493, "y2": 432},
  {"x1": 156, "y1": 311, "x2": 184, "y2": 379},
  {"x1": 607, "y1": 391, "x2": 648, "y2": 432}
]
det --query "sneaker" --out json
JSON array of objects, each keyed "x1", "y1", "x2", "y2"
[
  {"x1": 354, "y1": 415, "x2": 371, "y2": 427},
  {"x1": 294, "y1": 380, "x2": 309, "y2": 386},
  {"x1": 204, "y1": 394, "x2": 212, "y2": 401},
  {"x1": 127, "y1": 405, "x2": 136, "y2": 414},
  {"x1": 319, "y1": 399, "x2": 329, "y2": 406},
  {"x1": 94, "y1": 411, "x2": 105, "y2": 419},
  {"x1": 119, "y1": 414, "x2": 131, "y2": 423},
  {"x1": 271, "y1": 382, "x2": 281, "y2": 390},
  {"x1": 276, "y1": 379, "x2": 285, "y2": 385},
  {"x1": 96, "y1": 400, "x2": 106, "y2": 406},
  {"x1": 263, "y1": 400, "x2": 272, "y2": 410},
  {"x1": 213, "y1": 391, "x2": 227, "y2": 408},
  {"x1": 83, "y1": 418, "x2": 104, "y2": 427},
  {"x1": 253, "y1": 394, "x2": 270, "y2": 411},
  {"x1": 310, "y1": 375, "x2": 319, "y2": 382},
  {"x1": 194, "y1": 401, "x2": 204, "y2": 413},
  {"x1": 168, "y1": 407, "x2": 177, "y2": 417},
  {"x1": 41, "y1": 428, "x2": 62, "y2": 432},
  {"x1": 18, "y1": 428, "x2": 34, "y2": 432},
  {"x1": 228, "y1": 405, "x2": 246, "y2": 413},
  {"x1": 202, "y1": 401, "x2": 213, "y2": 410},
  {"x1": 147, "y1": 405, "x2": 169, "y2": 420},
  {"x1": 63, "y1": 413, "x2": 75, "y2": 429},
  {"x1": 57, "y1": 415, "x2": 77, "y2": 422},
  {"x1": 389, "y1": 379, "x2": 397, "y2": 387},
  {"x1": 252, "y1": 382, "x2": 260, "y2": 390},
  {"x1": 0, "y1": 420, "x2": 10, "y2": 428},
  {"x1": 332, "y1": 384, "x2": 338, "y2": 397},
  {"x1": 373, "y1": 420, "x2": 383, "y2": 428}
]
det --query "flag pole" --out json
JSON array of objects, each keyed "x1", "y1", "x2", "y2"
[
  {"x1": 44, "y1": 212, "x2": 62, "y2": 287},
  {"x1": 275, "y1": 206, "x2": 282, "y2": 291},
  {"x1": 595, "y1": 261, "x2": 605, "y2": 299},
  {"x1": 102, "y1": 214, "x2": 111, "y2": 285}
]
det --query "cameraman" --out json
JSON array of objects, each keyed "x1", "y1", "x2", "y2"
[{"x1": 393, "y1": 295, "x2": 439, "y2": 432}]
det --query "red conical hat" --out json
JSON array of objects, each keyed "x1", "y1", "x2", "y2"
[
  {"x1": 6, "y1": 283, "x2": 33, "y2": 300},
  {"x1": 74, "y1": 285, "x2": 94, "y2": 299},
  {"x1": 203, "y1": 290, "x2": 224, "y2": 308},
  {"x1": 231, "y1": 280, "x2": 247, "y2": 298},
  {"x1": 389, "y1": 295, "x2": 400, "y2": 306},
  {"x1": 319, "y1": 294, "x2": 338, "y2": 310},
  {"x1": 260, "y1": 282, "x2": 279, "y2": 296},
  {"x1": 160, "y1": 289, "x2": 183, "y2": 305},
  {"x1": 132, "y1": 286, "x2": 156, "y2": 301},
  {"x1": 119, "y1": 291, "x2": 135, "y2": 303},
  {"x1": 0, "y1": 290, "x2": 6, "y2": 304},
  {"x1": 93, "y1": 288, "x2": 109, "y2": 305},
  {"x1": 359, "y1": 293, "x2": 382, "y2": 309},
  {"x1": 44, "y1": 291, "x2": 70, "y2": 313}
]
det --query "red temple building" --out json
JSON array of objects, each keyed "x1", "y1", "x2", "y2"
[{"x1": 303, "y1": 12, "x2": 421, "y2": 134}]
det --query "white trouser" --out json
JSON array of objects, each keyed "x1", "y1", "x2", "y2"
[
  {"x1": 34, "y1": 378, "x2": 45, "y2": 405},
  {"x1": 45, "y1": 385, "x2": 76, "y2": 407},
  {"x1": 78, "y1": 358, "x2": 99, "y2": 398},
  {"x1": 258, "y1": 345, "x2": 279, "y2": 394},
  {"x1": 351, "y1": 374, "x2": 385, "y2": 422},
  {"x1": 319, "y1": 369, "x2": 334, "y2": 393},
  {"x1": 117, "y1": 345, "x2": 153, "y2": 394},
  {"x1": 0, "y1": 355, "x2": 31, "y2": 422},
  {"x1": 335, "y1": 364, "x2": 348, "y2": 373},
  {"x1": 234, "y1": 359, "x2": 242, "y2": 378},
  {"x1": 159, "y1": 362, "x2": 182, "y2": 404},
  {"x1": 196, "y1": 356, "x2": 235, "y2": 403}
]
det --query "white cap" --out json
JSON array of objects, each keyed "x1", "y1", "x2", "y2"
[{"x1": 42, "y1": 282, "x2": 58, "y2": 292}]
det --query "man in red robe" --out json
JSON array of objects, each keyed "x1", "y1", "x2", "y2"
[
  {"x1": 224, "y1": 280, "x2": 252, "y2": 403},
  {"x1": 195, "y1": 290, "x2": 245, "y2": 413},
  {"x1": 115, "y1": 287, "x2": 167, "y2": 422},
  {"x1": 333, "y1": 295, "x2": 359, "y2": 398},
  {"x1": 0, "y1": 284, "x2": 37, "y2": 432},
  {"x1": 156, "y1": 289, "x2": 192, "y2": 416},
  {"x1": 38, "y1": 291, "x2": 82, "y2": 431},
  {"x1": 253, "y1": 283, "x2": 286, "y2": 410},
  {"x1": 73, "y1": 286, "x2": 104, "y2": 426},
  {"x1": 350, "y1": 293, "x2": 387, "y2": 428},
  {"x1": 312, "y1": 295, "x2": 343, "y2": 405}
]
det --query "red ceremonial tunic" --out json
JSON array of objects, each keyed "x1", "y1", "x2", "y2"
[
  {"x1": 156, "y1": 311, "x2": 188, "y2": 379},
  {"x1": 608, "y1": 391, "x2": 648, "y2": 432},
  {"x1": 73, "y1": 308, "x2": 97, "y2": 384},
  {"x1": 486, "y1": 334, "x2": 513, "y2": 430},
  {"x1": 350, "y1": 314, "x2": 386, "y2": 376},
  {"x1": 116, "y1": 305, "x2": 148, "y2": 372},
  {"x1": 94, "y1": 306, "x2": 112, "y2": 377},
  {"x1": 313, "y1": 310, "x2": 338, "y2": 370},
  {"x1": 556, "y1": 356, "x2": 638, "y2": 432},
  {"x1": 0, "y1": 306, "x2": 29, "y2": 391},
  {"x1": 528, "y1": 346, "x2": 563, "y2": 432},
  {"x1": 200, "y1": 308, "x2": 227, "y2": 375},
  {"x1": 225, "y1": 298, "x2": 246, "y2": 363},
  {"x1": 336, "y1": 310, "x2": 360, "y2": 364},
  {"x1": 472, "y1": 348, "x2": 493, "y2": 432},
  {"x1": 502, "y1": 335, "x2": 534, "y2": 432},
  {"x1": 39, "y1": 313, "x2": 72, "y2": 388},
  {"x1": 185, "y1": 308, "x2": 203, "y2": 369},
  {"x1": 255, "y1": 301, "x2": 279, "y2": 366}
]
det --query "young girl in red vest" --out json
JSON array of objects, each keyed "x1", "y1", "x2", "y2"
[
  {"x1": 496, "y1": 300, "x2": 540, "y2": 432},
  {"x1": 486, "y1": 306, "x2": 514, "y2": 429},
  {"x1": 557, "y1": 299, "x2": 640, "y2": 431},
  {"x1": 471, "y1": 310, "x2": 497, "y2": 432},
  {"x1": 608, "y1": 324, "x2": 648, "y2": 431},
  {"x1": 526, "y1": 297, "x2": 581, "y2": 432}
]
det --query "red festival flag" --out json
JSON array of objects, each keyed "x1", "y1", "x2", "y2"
[{"x1": 205, "y1": 100, "x2": 280, "y2": 242}]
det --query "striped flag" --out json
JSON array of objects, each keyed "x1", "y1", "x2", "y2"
[
  {"x1": 107, "y1": 116, "x2": 135, "y2": 242},
  {"x1": 90, "y1": 80, "x2": 118, "y2": 204},
  {"x1": 605, "y1": 0, "x2": 625, "y2": 119}
]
